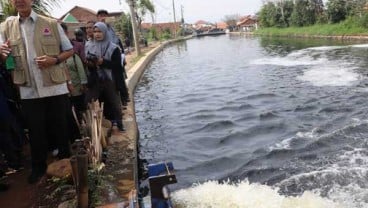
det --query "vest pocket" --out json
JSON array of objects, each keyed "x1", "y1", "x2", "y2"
[
  {"x1": 10, "y1": 40, "x2": 26, "y2": 84},
  {"x1": 9, "y1": 39, "x2": 22, "y2": 56},
  {"x1": 41, "y1": 39, "x2": 58, "y2": 56},
  {"x1": 49, "y1": 64, "x2": 67, "y2": 84},
  {"x1": 12, "y1": 69, "x2": 26, "y2": 85}
]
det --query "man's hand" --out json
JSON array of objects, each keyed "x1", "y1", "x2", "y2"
[
  {"x1": 35, "y1": 55, "x2": 57, "y2": 69},
  {"x1": 67, "y1": 82, "x2": 74, "y2": 93},
  {"x1": 0, "y1": 40, "x2": 11, "y2": 59},
  {"x1": 97, "y1": 57, "x2": 103, "y2": 66}
]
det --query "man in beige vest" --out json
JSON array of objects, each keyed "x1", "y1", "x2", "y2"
[{"x1": 0, "y1": 0, "x2": 74, "y2": 184}]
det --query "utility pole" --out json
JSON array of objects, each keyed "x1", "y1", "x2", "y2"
[
  {"x1": 180, "y1": 5, "x2": 184, "y2": 24},
  {"x1": 180, "y1": 5, "x2": 184, "y2": 36},
  {"x1": 126, "y1": 0, "x2": 141, "y2": 56},
  {"x1": 172, "y1": 0, "x2": 177, "y2": 38}
]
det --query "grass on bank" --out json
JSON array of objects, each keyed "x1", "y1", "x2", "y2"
[{"x1": 254, "y1": 19, "x2": 368, "y2": 37}]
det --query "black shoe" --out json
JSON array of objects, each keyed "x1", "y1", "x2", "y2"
[
  {"x1": 0, "y1": 183, "x2": 9, "y2": 192},
  {"x1": 116, "y1": 122, "x2": 125, "y2": 132},
  {"x1": 27, "y1": 170, "x2": 45, "y2": 184}
]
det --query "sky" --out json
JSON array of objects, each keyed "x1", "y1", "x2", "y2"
[{"x1": 50, "y1": 0, "x2": 263, "y2": 23}]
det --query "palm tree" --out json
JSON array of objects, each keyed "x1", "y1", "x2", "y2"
[
  {"x1": 135, "y1": 0, "x2": 155, "y2": 30},
  {"x1": 0, "y1": 0, "x2": 61, "y2": 19}
]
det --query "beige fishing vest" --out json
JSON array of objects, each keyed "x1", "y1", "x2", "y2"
[{"x1": 1, "y1": 15, "x2": 67, "y2": 86}]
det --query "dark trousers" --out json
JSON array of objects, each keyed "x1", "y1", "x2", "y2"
[
  {"x1": 22, "y1": 94, "x2": 70, "y2": 172},
  {"x1": 85, "y1": 79, "x2": 122, "y2": 123},
  {"x1": 120, "y1": 68, "x2": 129, "y2": 104},
  {"x1": 0, "y1": 90, "x2": 22, "y2": 169},
  {"x1": 70, "y1": 94, "x2": 86, "y2": 122},
  {"x1": 68, "y1": 95, "x2": 85, "y2": 143}
]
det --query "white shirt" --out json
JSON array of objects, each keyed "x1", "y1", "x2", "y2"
[{"x1": 0, "y1": 10, "x2": 73, "y2": 99}]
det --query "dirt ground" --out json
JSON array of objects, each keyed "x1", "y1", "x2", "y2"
[
  {"x1": 124, "y1": 41, "x2": 161, "y2": 72},
  {"x1": 0, "y1": 42, "x2": 160, "y2": 208}
]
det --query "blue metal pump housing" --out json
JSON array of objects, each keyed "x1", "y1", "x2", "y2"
[{"x1": 148, "y1": 162, "x2": 177, "y2": 208}]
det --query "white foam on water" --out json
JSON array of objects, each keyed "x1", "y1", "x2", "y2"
[
  {"x1": 171, "y1": 180, "x2": 343, "y2": 208},
  {"x1": 297, "y1": 63, "x2": 360, "y2": 86},
  {"x1": 307, "y1": 45, "x2": 348, "y2": 51},
  {"x1": 270, "y1": 128, "x2": 321, "y2": 150},
  {"x1": 296, "y1": 127, "x2": 321, "y2": 139},
  {"x1": 277, "y1": 165, "x2": 368, "y2": 208},
  {"x1": 307, "y1": 44, "x2": 368, "y2": 50},
  {"x1": 271, "y1": 137, "x2": 293, "y2": 150},
  {"x1": 251, "y1": 55, "x2": 327, "y2": 67},
  {"x1": 275, "y1": 143, "x2": 368, "y2": 208},
  {"x1": 327, "y1": 162, "x2": 368, "y2": 208},
  {"x1": 251, "y1": 46, "x2": 332, "y2": 67},
  {"x1": 350, "y1": 44, "x2": 368, "y2": 48}
]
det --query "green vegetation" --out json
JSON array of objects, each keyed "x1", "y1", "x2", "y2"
[
  {"x1": 258, "y1": 0, "x2": 368, "y2": 28},
  {"x1": 115, "y1": 13, "x2": 133, "y2": 40},
  {"x1": 0, "y1": 0, "x2": 61, "y2": 20},
  {"x1": 255, "y1": 17, "x2": 368, "y2": 37},
  {"x1": 256, "y1": 0, "x2": 368, "y2": 37}
]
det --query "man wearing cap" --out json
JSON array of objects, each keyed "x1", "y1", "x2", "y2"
[{"x1": 96, "y1": 9, "x2": 124, "y2": 51}]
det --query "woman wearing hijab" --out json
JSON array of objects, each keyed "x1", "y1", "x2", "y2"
[{"x1": 84, "y1": 22, "x2": 125, "y2": 131}]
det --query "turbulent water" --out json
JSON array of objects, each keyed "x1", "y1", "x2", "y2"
[{"x1": 135, "y1": 35, "x2": 368, "y2": 208}]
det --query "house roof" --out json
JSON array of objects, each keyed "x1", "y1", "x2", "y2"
[
  {"x1": 237, "y1": 15, "x2": 258, "y2": 26},
  {"x1": 62, "y1": 13, "x2": 79, "y2": 23},
  {"x1": 59, "y1": 6, "x2": 96, "y2": 20},
  {"x1": 58, "y1": 6, "x2": 124, "y2": 23},
  {"x1": 216, "y1": 22, "x2": 228, "y2": 29},
  {"x1": 195, "y1": 20, "x2": 209, "y2": 25}
]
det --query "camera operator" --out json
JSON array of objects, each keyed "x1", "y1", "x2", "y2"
[{"x1": 84, "y1": 22, "x2": 125, "y2": 131}]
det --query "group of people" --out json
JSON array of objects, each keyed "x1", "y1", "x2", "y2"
[{"x1": 0, "y1": 0, "x2": 131, "y2": 189}]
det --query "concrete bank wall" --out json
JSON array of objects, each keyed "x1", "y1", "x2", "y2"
[
  {"x1": 229, "y1": 31, "x2": 368, "y2": 41},
  {"x1": 99, "y1": 37, "x2": 192, "y2": 208},
  {"x1": 123, "y1": 36, "x2": 191, "y2": 203}
]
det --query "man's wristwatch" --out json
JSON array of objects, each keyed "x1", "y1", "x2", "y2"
[{"x1": 54, "y1": 56, "x2": 61, "y2": 65}]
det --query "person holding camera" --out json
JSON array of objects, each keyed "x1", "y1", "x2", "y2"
[{"x1": 84, "y1": 22, "x2": 125, "y2": 131}]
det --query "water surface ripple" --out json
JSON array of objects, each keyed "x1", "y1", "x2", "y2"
[{"x1": 135, "y1": 36, "x2": 368, "y2": 207}]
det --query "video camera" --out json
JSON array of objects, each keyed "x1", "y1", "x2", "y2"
[{"x1": 86, "y1": 52, "x2": 98, "y2": 62}]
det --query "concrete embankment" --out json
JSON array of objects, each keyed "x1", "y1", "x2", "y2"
[
  {"x1": 230, "y1": 31, "x2": 368, "y2": 40},
  {"x1": 100, "y1": 36, "x2": 191, "y2": 207}
]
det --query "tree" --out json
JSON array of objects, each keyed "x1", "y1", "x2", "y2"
[
  {"x1": 0, "y1": 0, "x2": 61, "y2": 19},
  {"x1": 345, "y1": 0, "x2": 366, "y2": 17},
  {"x1": 277, "y1": 0, "x2": 294, "y2": 27},
  {"x1": 223, "y1": 14, "x2": 240, "y2": 31},
  {"x1": 135, "y1": 0, "x2": 155, "y2": 31},
  {"x1": 326, "y1": 0, "x2": 348, "y2": 23},
  {"x1": 290, "y1": 0, "x2": 320, "y2": 27},
  {"x1": 115, "y1": 13, "x2": 133, "y2": 41},
  {"x1": 259, "y1": 1, "x2": 279, "y2": 27}
]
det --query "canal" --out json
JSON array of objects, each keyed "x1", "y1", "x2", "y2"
[{"x1": 135, "y1": 35, "x2": 368, "y2": 207}]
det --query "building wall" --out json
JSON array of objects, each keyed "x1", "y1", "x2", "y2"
[
  {"x1": 69, "y1": 7, "x2": 97, "y2": 23},
  {"x1": 60, "y1": 6, "x2": 124, "y2": 40}
]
